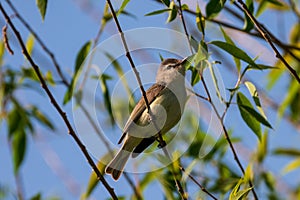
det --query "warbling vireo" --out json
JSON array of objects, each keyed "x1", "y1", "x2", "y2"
[{"x1": 105, "y1": 58, "x2": 187, "y2": 180}]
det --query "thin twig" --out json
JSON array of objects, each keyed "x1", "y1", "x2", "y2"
[
  {"x1": 233, "y1": 0, "x2": 300, "y2": 84},
  {"x1": 200, "y1": 75, "x2": 259, "y2": 200},
  {"x1": 179, "y1": 166, "x2": 218, "y2": 200},
  {"x1": 177, "y1": 0, "x2": 193, "y2": 53},
  {"x1": 106, "y1": 0, "x2": 188, "y2": 199},
  {"x1": 5, "y1": 0, "x2": 69, "y2": 86},
  {"x1": 2, "y1": 25, "x2": 14, "y2": 55},
  {"x1": 0, "y1": 4, "x2": 118, "y2": 199},
  {"x1": 5, "y1": 0, "x2": 142, "y2": 196}
]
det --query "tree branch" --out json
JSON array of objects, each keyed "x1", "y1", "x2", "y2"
[
  {"x1": 0, "y1": 4, "x2": 118, "y2": 200},
  {"x1": 233, "y1": 0, "x2": 300, "y2": 83}
]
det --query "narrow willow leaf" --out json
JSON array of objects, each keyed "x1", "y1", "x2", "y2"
[
  {"x1": 145, "y1": 9, "x2": 171, "y2": 16},
  {"x1": 0, "y1": 41, "x2": 4, "y2": 62},
  {"x1": 31, "y1": 106, "x2": 55, "y2": 130},
  {"x1": 244, "y1": 0, "x2": 254, "y2": 32},
  {"x1": 63, "y1": 41, "x2": 92, "y2": 104},
  {"x1": 278, "y1": 80, "x2": 299, "y2": 119},
  {"x1": 229, "y1": 178, "x2": 252, "y2": 200},
  {"x1": 237, "y1": 92, "x2": 262, "y2": 139},
  {"x1": 244, "y1": 81, "x2": 267, "y2": 119},
  {"x1": 206, "y1": 0, "x2": 226, "y2": 19},
  {"x1": 257, "y1": 131, "x2": 268, "y2": 163},
  {"x1": 26, "y1": 34, "x2": 35, "y2": 56},
  {"x1": 273, "y1": 148, "x2": 300, "y2": 156},
  {"x1": 45, "y1": 71, "x2": 55, "y2": 85},
  {"x1": 262, "y1": 172, "x2": 275, "y2": 191},
  {"x1": 100, "y1": 74, "x2": 114, "y2": 126},
  {"x1": 104, "y1": 52, "x2": 135, "y2": 110},
  {"x1": 282, "y1": 158, "x2": 300, "y2": 174},
  {"x1": 36, "y1": 0, "x2": 47, "y2": 21},
  {"x1": 210, "y1": 41, "x2": 258, "y2": 67},
  {"x1": 244, "y1": 163, "x2": 253, "y2": 182},
  {"x1": 117, "y1": 0, "x2": 130, "y2": 16},
  {"x1": 12, "y1": 130, "x2": 27, "y2": 174},
  {"x1": 196, "y1": 3, "x2": 205, "y2": 36},
  {"x1": 220, "y1": 27, "x2": 241, "y2": 72},
  {"x1": 161, "y1": 0, "x2": 170, "y2": 6},
  {"x1": 167, "y1": 1, "x2": 177, "y2": 23}
]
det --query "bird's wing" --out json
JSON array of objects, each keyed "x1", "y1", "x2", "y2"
[{"x1": 117, "y1": 83, "x2": 166, "y2": 144}]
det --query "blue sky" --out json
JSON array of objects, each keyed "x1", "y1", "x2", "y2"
[{"x1": 1, "y1": 0, "x2": 300, "y2": 199}]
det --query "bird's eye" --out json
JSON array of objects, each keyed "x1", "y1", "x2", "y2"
[{"x1": 166, "y1": 64, "x2": 173, "y2": 69}]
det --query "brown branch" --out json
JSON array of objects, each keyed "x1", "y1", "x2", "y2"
[
  {"x1": 5, "y1": 0, "x2": 69, "y2": 86},
  {"x1": 233, "y1": 0, "x2": 300, "y2": 83},
  {"x1": 2, "y1": 25, "x2": 14, "y2": 55},
  {"x1": 5, "y1": 0, "x2": 141, "y2": 196},
  {"x1": 0, "y1": 4, "x2": 118, "y2": 199},
  {"x1": 177, "y1": 0, "x2": 193, "y2": 54},
  {"x1": 106, "y1": 0, "x2": 188, "y2": 199},
  {"x1": 200, "y1": 74, "x2": 259, "y2": 200}
]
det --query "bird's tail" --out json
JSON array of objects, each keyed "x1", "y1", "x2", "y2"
[{"x1": 105, "y1": 147, "x2": 131, "y2": 180}]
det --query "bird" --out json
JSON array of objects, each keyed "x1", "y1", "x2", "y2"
[{"x1": 105, "y1": 58, "x2": 188, "y2": 180}]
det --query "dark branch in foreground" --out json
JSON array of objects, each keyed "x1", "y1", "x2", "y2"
[{"x1": 0, "y1": 4, "x2": 118, "y2": 200}]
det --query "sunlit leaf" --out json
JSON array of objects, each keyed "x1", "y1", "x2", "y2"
[
  {"x1": 26, "y1": 34, "x2": 35, "y2": 56},
  {"x1": 244, "y1": 81, "x2": 267, "y2": 119},
  {"x1": 36, "y1": 0, "x2": 47, "y2": 21},
  {"x1": 237, "y1": 92, "x2": 262, "y2": 139},
  {"x1": 63, "y1": 41, "x2": 92, "y2": 104},
  {"x1": 196, "y1": 3, "x2": 205, "y2": 37},
  {"x1": 229, "y1": 178, "x2": 252, "y2": 200},
  {"x1": 117, "y1": 0, "x2": 131, "y2": 16},
  {"x1": 282, "y1": 158, "x2": 300, "y2": 174},
  {"x1": 206, "y1": 0, "x2": 226, "y2": 19},
  {"x1": 262, "y1": 172, "x2": 275, "y2": 191},
  {"x1": 167, "y1": 1, "x2": 177, "y2": 23},
  {"x1": 0, "y1": 41, "x2": 5, "y2": 64}
]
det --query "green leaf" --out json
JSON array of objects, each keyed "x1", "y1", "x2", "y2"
[
  {"x1": 220, "y1": 27, "x2": 241, "y2": 72},
  {"x1": 244, "y1": 81, "x2": 267, "y2": 119},
  {"x1": 278, "y1": 80, "x2": 299, "y2": 119},
  {"x1": 104, "y1": 52, "x2": 135, "y2": 110},
  {"x1": 145, "y1": 9, "x2": 171, "y2": 16},
  {"x1": 100, "y1": 74, "x2": 114, "y2": 126},
  {"x1": 243, "y1": 0, "x2": 254, "y2": 32},
  {"x1": 262, "y1": 172, "x2": 275, "y2": 191},
  {"x1": 117, "y1": 0, "x2": 130, "y2": 15},
  {"x1": 257, "y1": 131, "x2": 268, "y2": 163},
  {"x1": 210, "y1": 41, "x2": 258, "y2": 67},
  {"x1": 196, "y1": 3, "x2": 205, "y2": 36},
  {"x1": 237, "y1": 92, "x2": 262, "y2": 139},
  {"x1": 161, "y1": 0, "x2": 170, "y2": 6},
  {"x1": 30, "y1": 193, "x2": 41, "y2": 200},
  {"x1": 63, "y1": 41, "x2": 92, "y2": 104},
  {"x1": 0, "y1": 41, "x2": 5, "y2": 64},
  {"x1": 31, "y1": 106, "x2": 55, "y2": 130},
  {"x1": 229, "y1": 178, "x2": 252, "y2": 200},
  {"x1": 12, "y1": 130, "x2": 27, "y2": 174},
  {"x1": 26, "y1": 34, "x2": 35, "y2": 56},
  {"x1": 206, "y1": 0, "x2": 226, "y2": 19},
  {"x1": 282, "y1": 158, "x2": 300, "y2": 174},
  {"x1": 167, "y1": 1, "x2": 177, "y2": 23},
  {"x1": 273, "y1": 148, "x2": 300, "y2": 157},
  {"x1": 36, "y1": 0, "x2": 48, "y2": 21}
]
